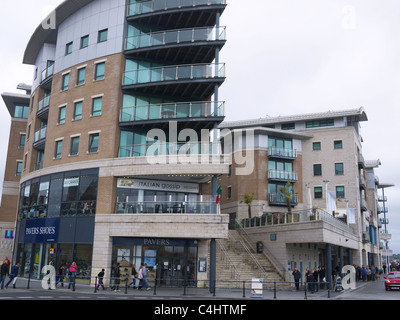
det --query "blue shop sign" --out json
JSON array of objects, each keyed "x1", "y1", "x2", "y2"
[{"x1": 24, "y1": 218, "x2": 60, "y2": 244}]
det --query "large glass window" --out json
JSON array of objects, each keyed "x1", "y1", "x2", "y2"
[
  {"x1": 14, "y1": 105, "x2": 29, "y2": 119},
  {"x1": 19, "y1": 170, "x2": 98, "y2": 220}
]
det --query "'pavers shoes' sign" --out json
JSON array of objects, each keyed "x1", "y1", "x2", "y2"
[{"x1": 24, "y1": 218, "x2": 60, "y2": 243}]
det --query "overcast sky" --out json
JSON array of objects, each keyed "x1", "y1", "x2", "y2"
[{"x1": 0, "y1": 0, "x2": 399, "y2": 255}]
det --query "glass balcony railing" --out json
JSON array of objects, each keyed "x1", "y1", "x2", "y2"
[
  {"x1": 38, "y1": 95, "x2": 51, "y2": 112},
  {"x1": 41, "y1": 64, "x2": 54, "y2": 82},
  {"x1": 268, "y1": 193, "x2": 298, "y2": 206},
  {"x1": 120, "y1": 101, "x2": 225, "y2": 122},
  {"x1": 268, "y1": 170, "x2": 298, "y2": 182},
  {"x1": 116, "y1": 200, "x2": 217, "y2": 214},
  {"x1": 34, "y1": 127, "x2": 47, "y2": 143},
  {"x1": 125, "y1": 26, "x2": 226, "y2": 51},
  {"x1": 119, "y1": 141, "x2": 221, "y2": 158},
  {"x1": 123, "y1": 63, "x2": 225, "y2": 86},
  {"x1": 268, "y1": 146, "x2": 297, "y2": 159},
  {"x1": 127, "y1": 0, "x2": 226, "y2": 16}
]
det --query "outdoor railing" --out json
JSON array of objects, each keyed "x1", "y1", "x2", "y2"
[
  {"x1": 123, "y1": 63, "x2": 225, "y2": 86},
  {"x1": 240, "y1": 208, "x2": 353, "y2": 233},
  {"x1": 127, "y1": 0, "x2": 226, "y2": 16},
  {"x1": 120, "y1": 101, "x2": 225, "y2": 123},
  {"x1": 125, "y1": 26, "x2": 226, "y2": 50},
  {"x1": 116, "y1": 201, "x2": 217, "y2": 214}
]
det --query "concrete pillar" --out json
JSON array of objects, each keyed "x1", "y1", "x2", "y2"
[
  {"x1": 339, "y1": 246, "x2": 344, "y2": 277},
  {"x1": 209, "y1": 238, "x2": 216, "y2": 293},
  {"x1": 326, "y1": 243, "x2": 332, "y2": 289},
  {"x1": 348, "y1": 248, "x2": 353, "y2": 266}
]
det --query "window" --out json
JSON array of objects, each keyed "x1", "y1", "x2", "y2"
[
  {"x1": 314, "y1": 187, "x2": 323, "y2": 199},
  {"x1": 313, "y1": 164, "x2": 322, "y2": 176},
  {"x1": 98, "y1": 29, "x2": 108, "y2": 43},
  {"x1": 281, "y1": 123, "x2": 295, "y2": 130},
  {"x1": 306, "y1": 119, "x2": 334, "y2": 128},
  {"x1": 312, "y1": 142, "x2": 321, "y2": 150},
  {"x1": 16, "y1": 162, "x2": 23, "y2": 177},
  {"x1": 334, "y1": 140, "x2": 343, "y2": 149},
  {"x1": 65, "y1": 42, "x2": 73, "y2": 55},
  {"x1": 227, "y1": 186, "x2": 231, "y2": 199},
  {"x1": 19, "y1": 134, "x2": 26, "y2": 149},
  {"x1": 92, "y1": 97, "x2": 102, "y2": 116},
  {"x1": 95, "y1": 62, "x2": 105, "y2": 81},
  {"x1": 70, "y1": 137, "x2": 80, "y2": 156},
  {"x1": 55, "y1": 140, "x2": 63, "y2": 159},
  {"x1": 336, "y1": 186, "x2": 345, "y2": 199},
  {"x1": 335, "y1": 163, "x2": 344, "y2": 175},
  {"x1": 89, "y1": 134, "x2": 99, "y2": 153},
  {"x1": 74, "y1": 101, "x2": 83, "y2": 121},
  {"x1": 14, "y1": 105, "x2": 29, "y2": 119},
  {"x1": 80, "y1": 35, "x2": 89, "y2": 49},
  {"x1": 62, "y1": 73, "x2": 69, "y2": 91},
  {"x1": 58, "y1": 106, "x2": 66, "y2": 125},
  {"x1": 36, "y1": 151, "x2": 44, "y2": 170},
  {"x1": 24, "y1": 154, "x2": 28, "y2": 170},
  {"x1": 77, "y1": 68, "x2": 86, "y2": 86}
]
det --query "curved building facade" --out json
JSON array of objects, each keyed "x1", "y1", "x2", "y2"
[{"x1": 14, "y1": 0, "x2": 228, "y2": 287}]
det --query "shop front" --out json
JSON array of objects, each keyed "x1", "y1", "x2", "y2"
[{"x1": 112, "y1": 237, "x2": 198, "y2": 287}]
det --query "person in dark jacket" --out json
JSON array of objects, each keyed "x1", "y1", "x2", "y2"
[
  {"x1": 0, "y1": 262, "x2": 9, "y2": 289},
  {"x1": 292, "y1": 268, "x2": 301, "y2": 290},
  {"x1": 112, "y1": 263, "x2": 121, "y2": 292},
  {"x1": 5, "y1": 264, "x2": 20, "y2": 288},
  {"x1": 96, "y1": 269, "x2": 105, "y2": 290}
]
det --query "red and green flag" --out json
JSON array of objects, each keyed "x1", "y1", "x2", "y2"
[{"x1": 216, "y1": 186, "x2": 222, "y2": 204}]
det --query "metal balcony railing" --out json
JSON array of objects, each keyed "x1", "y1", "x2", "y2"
[{"x1": 268, "y1": 170, "x2": 298, "y2": 182}]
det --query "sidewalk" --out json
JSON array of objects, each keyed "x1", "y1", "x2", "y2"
[{"x1": 6, "y1": 277, "x2": 356, "y2": 300}]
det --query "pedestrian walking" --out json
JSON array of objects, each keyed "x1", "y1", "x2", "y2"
[
  {"x1": 292, "y1": 268, "x2": 301, "y2": 290},
  {"x1": 68, "y1": 262, "x2": 77, "y2": 289},
  {"x1": 112, "y1": 263, "x2": 121, "y2": 292},
  {"x1": 96, "y1": 269, "x2": 105, "y2": 290},
  {"x1": 142, "y1": 263, "x2": 150, "y2": 290},
  {"x1": 137, "y1": 264, "x2": 144, "y2": 290},
  {"x1": 56, "y1": 265, "x2": 65, "y2": 287},
  {"x1": 129, "y1": 264, "x2": 138, "y2": 288},
  {"x1": 0, "y1": 261, "x2": 9, "y2": 289},
  {"x1": 5, "y1": 263, "x2": 20, "y2": 289},
  {"x1": 320, "y1": 266, "x2": 326, "y2": 289}
]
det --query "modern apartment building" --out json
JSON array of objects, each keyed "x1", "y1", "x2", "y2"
[
  {"x1": 0, "y1": 84, "x2": 31, "y2": 261},
  {"x1": 4, "y1": 0, "x2": 229, "y2": 287},
  {"x1": 218, "y1": 107, "x2": 390, "y2": 284}
]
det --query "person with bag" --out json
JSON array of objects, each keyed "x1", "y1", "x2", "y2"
[
  {"x1": 5, "y1": 263, "x2": 20, "y2": 289},
  {"x1": 96, "y1": 269, "x2": 105, "y2": 290}
]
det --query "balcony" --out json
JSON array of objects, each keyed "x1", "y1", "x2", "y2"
[
  {"x1": 268, "y1": 146, "x2": 297, "y2": 160},
  {"x1": 123, "y1": 62, "x2": 225, "y2": 99},
  {"x1": 125, "y1": 26, "x2": 226, "y2": 63},
  {"x1": 126, "y1": 0, "x2": 227, "y2": 29},
  {"x1": 119, "y1": 101, "x2": 225, "y2": 130},
  {"x1": 359, "y1": 175, "x2": 366, "y2": 190},
  {"x1": 33, "y1": 127, "x2": 46, "y2": 150},
  {"x1": 40, "y1": 65, "x2": 54, "y2": 89},
  {"x1": 268, "y1": 170, "x2": 298, "y2": 183},
  {"x1": 378, "y1": 206, "x2": 388, "y2": 214},
  {"x1": 37, "y1": 95, "x2": 50, "y2": 118},
  {"x1": 268, "y1": 193, "x2": 298, "y2": 207},
  {"x1": 378, "y1": 195, "x2": 387, "y2": 202}
]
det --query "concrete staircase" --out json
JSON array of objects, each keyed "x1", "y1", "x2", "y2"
[{"x1": 215, "y1": 230, "x2": 289, "y2": 289}]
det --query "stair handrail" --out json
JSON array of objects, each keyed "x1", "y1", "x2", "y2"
[
  {"x1": 228, "y1": 231, "x2": 269, "y2": 279},
  {"x1": 216, "y1": 239, "x2": 241, "y2": 281},
  {"x1": 235, "y1": 218, "x2": 292, "y2": 282}
]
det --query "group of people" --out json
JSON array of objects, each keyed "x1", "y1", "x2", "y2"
[
  {"x1": 95, "y1": 263, "x2": 151, "y2": 291},
  {"x1": 292, "y1": 266, "x2": 327, "y2": 293},
  {"x1": 0, "y1": 258, "x2": 20, "y2": 289},
  {"x1": 56, "y1": 262, "x2": 78, "y2": 289}
]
